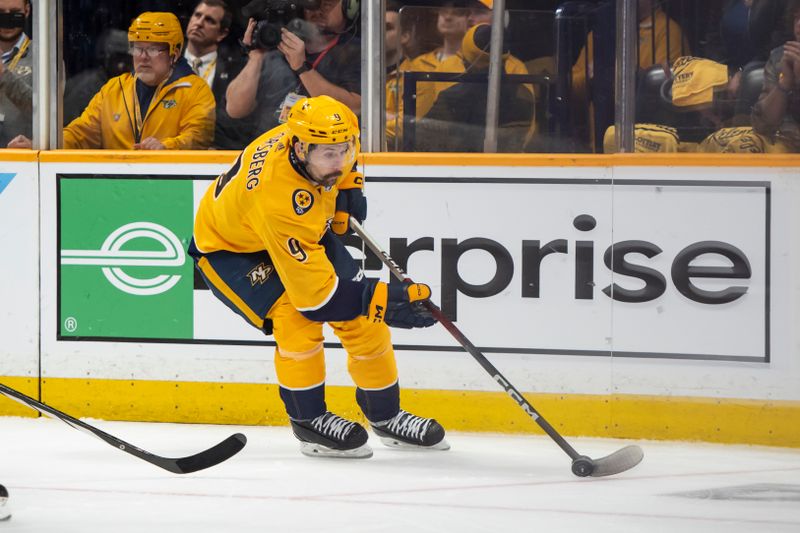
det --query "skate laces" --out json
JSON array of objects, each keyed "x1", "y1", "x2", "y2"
[
  {"x1": 311, "y1": 412, "x2": 355, "y2": 441},
  {"x1": 383, "y1": 410, "x2": 431, "y2": 441}
]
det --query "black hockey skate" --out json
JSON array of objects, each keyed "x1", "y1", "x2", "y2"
[
  {"x1": 0, "y1": 484, "x2": 10, "y2": 521},
  {"x1": 291, "y1": 411, "x2": 373, "y2": 458},
  {"x1": 371, "y1": 410, "x2": 450, "y2": 450}
]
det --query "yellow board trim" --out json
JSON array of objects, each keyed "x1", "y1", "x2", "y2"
[
  {"x1": 0, "y1": 376, "x2": 40, "y2": 417},
  {"x1": 197, "y1": 256, "x2": 264, "y2": 328},
  {"x1": 0, "y1": 149, "x2": 38, "y2": 162},
  {"x1": 1, "y1": 377, "x2": 797, "y2": 448},
  {"x1": 27, "y1": 150, "x2": 800, "y2": 167},
  {"x1": 40, "y1": 150, "x2": 240, "y2": 164},
  {"x1": 362, "y1": 152, "x2": 800, "y2": 167}
]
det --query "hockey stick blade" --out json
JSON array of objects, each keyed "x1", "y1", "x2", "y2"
[
  {"x1": 571, "y1": 445, "x2": 644, "y2": 477},
  {"x1": 0, "y1": 383, "x2": 247, "y2": 474},
  {"x1": 350, "y1": 218, "x2": 644, "y2": 478}
]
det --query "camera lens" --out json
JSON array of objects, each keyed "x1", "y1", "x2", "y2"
[{"x1": 254, "y1": 21, "x2": 283, "y2": 49}]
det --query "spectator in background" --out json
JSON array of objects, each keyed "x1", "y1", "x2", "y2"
[
  {"x1": 63, "y1": 29, "x2": 131, "y2": 125},
  {"x1": 59, "y1": 12, "x2": 215, "y2": 150},
  {"x1": 412, "y1": 0, "x2": 533, "y2": 120},
  {"x1": 569, "y1": 0, "x2": 689, "y2": 151},
  {"x1": 418, "y1": 23, "x2": 535, "y2": 152},
  {"x1": 386, "y1": 1, "x2": 470, "y2": 150},
  {"x1": 410, "y1": 2, "x2": 470, "y2": 74},
  {"x1": 385, "y1": 1, "x2": 407, "y2": 150},
  {"x1": 698, "y1": 1, "x2": 800, "y2": 153},
  {"x1": 413, "y1": 0, "x2": 500, "y2": 120},
  {"x1": 0, "y1": 0, "x2": 31, "y2": 149},
  {"x1": 749, "y1": 0, "x2": 792, "y2": 61},
  {"x1": 467, "y1": 0, "x2": 493, "y2": 25},
  {"x1": 386, "y1": 0, "x2": 429, "y2": 150},
  {"x1": 704, "y1": 0, "x2": 758, "y2": 71},
  {"x1": 747, "y1": 0, "x2": 800, "y2": 151},
  {"x1": 720, "y1": 0, "x2": 757, "y2": 69},
  {"x1": 412, "y1": 0, "x2": 533, "y2": 150},
  {"x1": 572, "y1": 0, "x2": 690, "y2": 99},
  {"x1": 225, "y1": 0, "x2": 360, "y2": 135},
  {"x1": 184, "y1": 0, "x2": 254, "y2": 149}
]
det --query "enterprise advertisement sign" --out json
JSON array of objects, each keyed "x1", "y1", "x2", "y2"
[{"x1": 56, "y1": 173, "x2": 769, "y2": 363}]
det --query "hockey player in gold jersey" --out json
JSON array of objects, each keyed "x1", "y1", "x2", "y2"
[{"x1": 191, "y1": 95, "x2": 448, "y2": 458}]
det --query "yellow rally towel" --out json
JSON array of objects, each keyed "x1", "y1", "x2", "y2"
[
  {"x1": 699, "y1": 127, "x2": 794, "y2": 153},
  {"x1": 603, "y1": 124, "x2": 679, "y2": 153},
  {"x1": 671, "y1": 56, "x2": 728, "y2": 107}
]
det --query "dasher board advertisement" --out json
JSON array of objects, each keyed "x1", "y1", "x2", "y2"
[
  {"x1": 56, "y1": 172, "x2": 769, "y2": 363},
  {"x1": 0, "y1": 160, "x2": 39, "y2": 376}
]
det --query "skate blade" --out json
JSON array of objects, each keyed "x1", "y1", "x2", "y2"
[
  {"x1": 378, "y1": 436, "x2": 450, "y2": 451},
  {"x1": 299, "y1": 441, "x2": 373, "y2": 459}
]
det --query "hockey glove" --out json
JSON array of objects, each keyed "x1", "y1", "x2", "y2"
[
  {"x1": 362, "y1": 279, "x2": 437, "y2": 329},
  {"x1": 332, "y1": 171, "x2": 367, "y2": 236}
]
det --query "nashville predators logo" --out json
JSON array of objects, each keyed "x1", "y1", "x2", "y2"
[
  {"x1": 162, "y1": 99, "x2": 177, "y2": 109},
  {"x1": 292, "y1": 189, "x2": 314, "y2": 215},
  {"x1": 247, "y1": 262, "x2": 274, "y2": 286}
]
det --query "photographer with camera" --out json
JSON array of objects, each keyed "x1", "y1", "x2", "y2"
[
  {"x1": 0, "y1": 0, "x2": 31, "y2": 149},
  {"x1": 225, "y1": 0, "x2": 360, "y2": 133}
]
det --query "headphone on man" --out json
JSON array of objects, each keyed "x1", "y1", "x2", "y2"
[{"x1": 341, "y1": 0, "x2": 359, "y2": 24}]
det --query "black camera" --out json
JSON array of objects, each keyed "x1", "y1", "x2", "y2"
[
  {"x1": 241, "y1": 0, "x2": 320, "y2": 50},
  {"x1": 0, "y1": 12, "x2": 25, "y2": 30}
]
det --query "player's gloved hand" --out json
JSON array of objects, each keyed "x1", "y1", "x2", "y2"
[
  {"x1": 332, "y1": 171, "x2": 366, "y2": 236},
  {"x1": 362, "y1": 279, "x2": 437, "y2": 329}
]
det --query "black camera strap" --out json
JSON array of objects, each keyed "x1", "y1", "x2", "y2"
[{"x1": 299, "y1": 35, "x2": 339, "y2": 92}]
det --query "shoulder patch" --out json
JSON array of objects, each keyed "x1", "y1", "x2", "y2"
[{"x1": 292, "y1": 189, "x2": 314, "y2": 215}]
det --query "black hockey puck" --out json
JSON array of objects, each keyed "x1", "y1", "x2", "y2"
[
  {"x1": 0, "y1": 483, "x2": 7, "y2": 500},
  {"x1": 571, "y1": 456, "x2": 595, "y2": 477}
]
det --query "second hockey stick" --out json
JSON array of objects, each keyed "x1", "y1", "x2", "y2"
[
  {"x1": 350, "y1": 218, "x2": 643, "y2": 478},
  {"x1": 0, "y1": 383, "x2": 247, "y2": 474}
]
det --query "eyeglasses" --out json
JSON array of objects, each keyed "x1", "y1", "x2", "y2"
[{"x1": 129, "y1": 45, "x2": 168, "y2": 58}]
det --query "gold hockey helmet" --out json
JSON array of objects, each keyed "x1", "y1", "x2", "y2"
[
  {"x1": 128, "y1": 12, "x2": 184, "y2": 57},
  {"x1": 286, "y1": 95, "x2": 360, "y2": 145}
]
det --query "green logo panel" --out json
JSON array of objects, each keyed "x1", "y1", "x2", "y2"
[{"x1": 59, "y1": 177, "x2": 194, "y2": 339}]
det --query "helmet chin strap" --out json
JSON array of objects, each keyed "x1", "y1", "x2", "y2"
[{"x1": 289, "y1": 139, "x2": 325, "y2": 186}]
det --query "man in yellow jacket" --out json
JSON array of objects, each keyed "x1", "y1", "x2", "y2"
[
  {"x1": 385, "y1": 1, "x2": 470, "y2": 150},
  {"x1": 419, "y1": 23, "x2": 535, "y2": 152},
  {"x1": 411, "y1": 2, "x2": 535, "y2": 151},
  {"x1": 63, "y1": 12, "x2": 215, "y2": 150},
  {"x1": 191, "y1": 95, "x2": 449, "y2": 458}
]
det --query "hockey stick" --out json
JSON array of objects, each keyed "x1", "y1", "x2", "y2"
[
  {"x1": 350, "y1": 218, "x2": 643, "y2": 477},
  {"x1": 0, "y1": 383, "x2": 246, "y2": 474}
]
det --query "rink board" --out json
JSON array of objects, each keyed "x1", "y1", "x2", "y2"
[
  {"x1": 0, "y1": 152, "x2": 40, "y2": 416},
  {"x1": 0, "y1": 151, "x2": 799, "y2": 446}
]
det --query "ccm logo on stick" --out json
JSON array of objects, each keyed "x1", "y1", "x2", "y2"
[{"x1": 381, "y1": 214, "x2": 751, "y2": 320}]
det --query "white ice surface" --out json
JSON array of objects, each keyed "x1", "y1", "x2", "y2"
[{"x1": 0, "y1": 416, "x2": 798, "y2": 532}]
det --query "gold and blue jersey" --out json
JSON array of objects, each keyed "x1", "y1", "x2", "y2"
[{"x1": 194, "y1": 124, "x2": 354, "y2": 316}]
